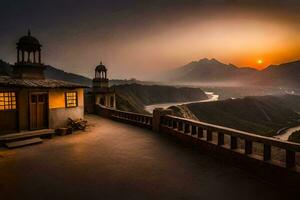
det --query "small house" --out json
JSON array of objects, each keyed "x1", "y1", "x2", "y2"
[{"x1": 0, "y1": 31, "x2": 86, "y2": 136}]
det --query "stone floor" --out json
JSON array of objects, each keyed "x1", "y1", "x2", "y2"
[{"x1": 0, "y1": 115, "x2": 298, "y2": 199}]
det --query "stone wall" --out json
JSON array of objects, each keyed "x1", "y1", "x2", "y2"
[{"x1": 49, "y1": 106, "x2": 84, "y2": 129}]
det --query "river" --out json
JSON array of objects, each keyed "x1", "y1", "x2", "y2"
[
  {"x1": 144, "y1": 92, "x2": 219, "y2": 113},
  {"x1": 274, "y1": 125, "x2": 300, "y2": 141}
]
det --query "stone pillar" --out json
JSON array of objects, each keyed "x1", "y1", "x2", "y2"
[
  {"x1": 17, "y1": 49, "x2": 20, "y2": 63},
  {"x1": 152, "y1": 108, "x2": 173, "y2": 132},
  {"x1": 22, "y1": 50, "x2": 24, "y2": 62},
  {"x1": 27, "y1": 51, "x2": 30, "y2": 62},
  {"x1": 38, "y1": 50, "x2": 41, "y2": 63},
  {"x1": 33, "y1": 51, "x2": 36, "y2": 63}
]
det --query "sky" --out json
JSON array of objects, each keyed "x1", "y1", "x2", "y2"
[{"x1": 0, "y1": 0, "x2": 300, "y2": 79}]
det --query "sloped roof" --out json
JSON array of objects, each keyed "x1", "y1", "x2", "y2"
[{"x1": 0, "y1": 76, "x2": 88, "y2": 88}]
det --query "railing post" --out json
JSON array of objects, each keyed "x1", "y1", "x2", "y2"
[
  {"x1": 184, "y1": 123, "x2": 190, "y2": 134},
  {"x1": 198, "y1": 127, "x2": 204, "y2": 138},
  {"x1": 245, "y1": 140, "x2": 252, "y2": 155},
  {"x1": 152, "y1": 108, "x2": 173, "y2": 132},
  {"x1": 206, "y1": 130, "x2": 212, "y2": 142},
  {"x1": 263, "y1": 144, "x2": 271, "y2": 161},
  {"x1": 286, "y1": 150, "x2": 296, "y2": 168},
  {"x1": 218, "y1": 132, "x2": 224, "y2": 146},
  {"x1": 230, "y1": 136, "x2": 237, "y2": 150}
]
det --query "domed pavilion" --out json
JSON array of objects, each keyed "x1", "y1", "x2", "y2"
[
  {"x1": 90, "y1": 61, "x2": 115, "y2": 109},
  {"x1": 13, "y1": 30, "x2": 45, "y2": 79}
]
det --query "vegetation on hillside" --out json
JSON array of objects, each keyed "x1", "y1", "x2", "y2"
[
  {"x1": 170, "y1": 95, "x2": 300, "y2": 136},
  {"x1": 113, "y1": 83, "x2": 208, "y2": 114},
  {"x1": 288, "y1": 131, "x2": 300, "y2": 143}
]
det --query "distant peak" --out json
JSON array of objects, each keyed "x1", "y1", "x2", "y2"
[
  {"x1": 199, "y1": 58, "x2": 209, "y2": 61},
  {"x1": 197, "y1": 58, "x2": 222, "y2": 65}
]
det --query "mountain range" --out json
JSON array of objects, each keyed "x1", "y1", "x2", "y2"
[
  {"x1": 2, "y1": 58, "x2": 300, "y2": 89},
  {"x1": 165, "y1": 58, "x2": 300, "y2": 88}
]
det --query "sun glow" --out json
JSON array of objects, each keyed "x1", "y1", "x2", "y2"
[{"x1": 257, "y1": 59, "x2": 263, "y2": 64}]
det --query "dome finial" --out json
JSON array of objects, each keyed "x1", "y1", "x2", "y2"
[
  {"x1": 100, "y1": 61, "x2": 103, "y2": 65},
  {"x1": 28, "y1": 29, "x2": 31, "y2": 36}
]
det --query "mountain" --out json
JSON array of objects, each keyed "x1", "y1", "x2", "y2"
[
  {"x1": 44, "y1": 65, "x2": 92, "y2": 86},
  {"x1": 170, "y1": 94, "x2": 300, "y2": 136},
  {"x1": 0, "y1": 60, "x2": 155, "y2": 87},
  {"x1": 113, "y1": 83, "x2": 208, "y2": 113},
  {"x1": 0, "y1": 60, "x2": 13, "y2": 76},
  {"x1": 166, "y1": 58, "x2": 258, "y2": 85},
  {"x1": 166, "y1": 58, "x2": 300, "y2": 88},
  {"x1": 261, "y1": 60, "x2": 300, "y2": 88},
  {"x1": 0, "y1": 60, "x2": 92, "y2": 86}
]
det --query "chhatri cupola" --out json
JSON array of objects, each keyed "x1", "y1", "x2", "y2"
[
  {"x1": 13, "y1": 30, "x2": 45, "y2": 79},
  {"x1": 90, "y1": 61, "x2": 116, "y2": 109},
  {"x1": 93, "y1": 61, "x2": 109, "y2": 91}
]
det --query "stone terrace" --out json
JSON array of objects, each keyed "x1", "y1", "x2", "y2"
[{"x1": 0, "y1": 115, "x2": 297, "y2": 199}]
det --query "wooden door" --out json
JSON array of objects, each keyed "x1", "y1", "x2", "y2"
[{"x1": 30, "y1": 93, "x2": 48, "y2": 130}]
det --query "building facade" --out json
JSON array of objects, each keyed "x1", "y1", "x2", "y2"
[{"x1": 0, "y1": 31, "x2": 86, "y2": 135}]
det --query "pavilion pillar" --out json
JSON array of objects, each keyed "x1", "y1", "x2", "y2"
[
  {"x1": 38, "y1": 50, "x2": 41, "y2": 63},
  {"x1": 27, "y1": 51, "x2": 30, "y2": 62},
  {"x1": 33, "y1": 51, "x2": 36, "y2": 63},
  {"x1": 22, "y1": 50, "x2": 24, "y2": 62},
  {"x1": 17, "y1": 50, "x2": 20, "y2": 63}
]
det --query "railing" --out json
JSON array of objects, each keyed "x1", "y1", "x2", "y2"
[
  {"x1": 95, "y1": 104, "x2": 153, "y2": 129},
  {"x1": 161, "y1": 115, "x2": 300, "y2": 170},
  {"x1": 95, "y1": 104, "x2": 300, "y2": 177}
]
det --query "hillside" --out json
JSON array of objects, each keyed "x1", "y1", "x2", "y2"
[
  {"x1": 0, "y1": 60, "x2": 12, "y2": 75},
  {"x1": 0, "y1": 60, "x2": 92, "y2": 86},
  {"x1": 171, "y1": 95, "x2": 300, "y2": 136},
  {"x1": 261, "y1": 60, "x2": 300, "y2": 88},
  {"x1": 0, "y1": 60, "x2": 156, "y2": 87},
  {"x1": 44, "y1": 65, "x2": 92, "y2": 86},
  {"x1": 113, "y1": 83, "x2": 208, "y2": 113},
  {"x1": 165, "y1": 58, "x2": 300, "y2": 88}
]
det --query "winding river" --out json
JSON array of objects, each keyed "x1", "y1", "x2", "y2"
[{"x1": 144, "y1": 92, "x2": 219, "y2": 113}]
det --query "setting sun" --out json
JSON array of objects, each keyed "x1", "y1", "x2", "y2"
[{"x1": 257, "y1": 59, "x2": 263, "y2": 64}]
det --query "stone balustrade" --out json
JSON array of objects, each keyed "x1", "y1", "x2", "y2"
[
  {"x1": 95, "y1": 104, "x2": 152, "y2": 129},
  {"x1": 95, "y1": 105, "x2": 300, "y2": 185},
  {"x1": 160, "y1": 114, "x2": 300, "y2": 170}
]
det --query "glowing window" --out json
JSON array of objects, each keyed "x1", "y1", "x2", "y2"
[
  {"x1": 0, "y1": 92, "x2": 16, "y2": 110},
  {"x1": 65, "y1": 92, "x2": 78, "y2": 108}
]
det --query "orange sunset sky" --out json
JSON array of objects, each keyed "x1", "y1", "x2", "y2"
[{"x1": 0, "y1": 1, "x2": 300, "y2": 79}]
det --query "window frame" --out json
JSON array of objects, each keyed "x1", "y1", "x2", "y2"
[
  {"x1": 0, "y1": 91, "x2": 17, "y2": 111},
  {"x1": 65, "y1": 91, "x2": 78, "y2": 108}
]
